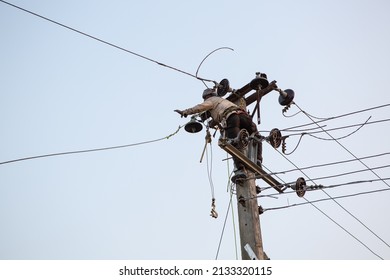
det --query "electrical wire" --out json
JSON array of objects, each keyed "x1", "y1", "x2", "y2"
[
  {"x1": 0, "y1": 125, "x2": 183, "y2": 166},
  {"x1": 224, "y1": 152, "x2": 239, "y2": 259},
  {"x1": 273, "y1": 116, "x2": 386, "y2": 155},
  {"x1": 0, "y1": 0, "x2": 215, "y2": 85},
  {"x1": 275, "y1": 171, "x2": 385, "y2": 260},
  {"x1": 195, "y1": 47, "x2": 234, "y2": 88},
  {"x1": 294, "y1": 102, "x2": 390, "y2": 190},
  {"x1": 205, "y1": 143, "x2": 216, "y2": 200},
  {"x1": 215, "y1": 181, "x2": 235, "y2": 260},
  {"x1": 305, "y1": 164, "x2": 390, "y2": 183},
  {"x1": 266, "y1": 164, "x2": 390, "y2": 187},
  {"x1": 306, "y1": 116, "x2": 372, "y2": 141},
  {"x1": 268, "y1": 145, "x2": 385, "y2": 259},
  {"x1": 263, "y1": 187, "x2": 390, "y2": 212},
  {"x1": 215, "y1": 153, "x2": 239, "y2": 260},
  {"x1": 277, "y1": 102, "x2": 390, "y2": 252},
  {"x1": 269, "y1": 151, "x2": 390, "y2": 177},
  {"x1": 282, "y1": 103, "x2": 390, "y2": 132},
  {"x1": 259, "y1": 177, "x2": 390, "y2": 198},
  {"x1": 285, "y1": 117, "x2": 389, "y2": 138}
]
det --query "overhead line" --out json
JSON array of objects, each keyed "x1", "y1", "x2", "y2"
[
  {"x1": 263, "y1": 188, "x2": 390, "y2": 212},
  {"x1": 269, "y1": 146, "x2": 386, "y2": 258},
  {"x1": 0, "y1": 126, "x2": 182, "y2": 166},
  {"x1": 261, "y1": 177, "x2": 390, "y2": 198},
  {"x1": 283, "y1": 103, "x2": 390, "y2": 251},
  {"x1": 0, "y1": 0, "x2": 215, "y2": 84},
  {"x1": 295, "y1": 103, "x2": 390, "y2": 190},
  {"x1": 282, "y1": 103, "x2": 390, "y2": 131},
  {"x1": 269, "y1": 151, "x2": 390, "y2": 177},
  {"x1": 286, "y1": 118, "x2": 390, "y2": 138},
  {"x1": 304, "y1": 164, "x2": 390, "y2": 183}
]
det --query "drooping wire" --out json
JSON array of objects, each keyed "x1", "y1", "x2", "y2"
[
  {"x1": 294, "y1": 102, "x2": 390, "y2": 190},
  {"x1": 0, "y1": 125, "x2": 183, "y2": 166},
  {"x1": 262, "y1": 117, "x2": 390, "y2": 136},
  {"x1": 0, "y1": 0, "x2": 215, "y2": 85},
  {"x1": 282, "y1": 103, "x2": 390, "y2": 132},
  {"x1": 195, "y1": 47, "x2": 234, "y2": 88},
  {"x1": 282, "y1": 100, "x2": 390, "y2": 242},
  {"x1": 279, "y1": 116, "x2": 372, "y2": 155},
  {"x1": 283, "y1": 134, "x2": 305, "y2": 155}
]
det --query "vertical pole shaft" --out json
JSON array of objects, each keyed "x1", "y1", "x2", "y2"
[
  {"x1": 235, "y1": 144, "x2": 265, "y2": 260},
  {"x1": 236, "y1": 172, "x2": 264, "y2": 260}
]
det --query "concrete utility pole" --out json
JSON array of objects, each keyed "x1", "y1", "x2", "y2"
[
  {"x1": 184, "y1": 73, "x2": 292, "y2": 260},
  {"x1": 222, "y1": 99, "x2": 265, "y2": 259},
  {"x1": 237, "y1": 79, "x2": 272, "y2": 260},
  {"x1": 236, "y1": 163, "x2": 265, "y2": 260},
  {"x1": 220, "y1": 75, "x2": 289, "y2": 260}
]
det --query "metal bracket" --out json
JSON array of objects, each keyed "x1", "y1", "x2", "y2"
[{"x1": 219, "y1": 138, "x2": 284, "y2": 193}]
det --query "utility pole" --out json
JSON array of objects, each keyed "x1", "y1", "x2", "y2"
[
  {"x1": 183, "y1": 72, "x2": 294, "y2": 260},
  {"x1": 236, "y1": 167, "x2": 265, "y2": 260},
  {"x1": 221, "y1": 82, "x2": 268, "y2": 259},
  {"x1": 220, "y1": 73, "x2": 293, "y2": 260}
]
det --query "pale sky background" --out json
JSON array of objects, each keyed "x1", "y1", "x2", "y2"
[{"x1": 1, "y1": 0, "x2": 390, "y2": 260}]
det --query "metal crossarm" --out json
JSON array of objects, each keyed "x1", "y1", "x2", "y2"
[{"x1": 219, "y1": 140, "x2": 284, "y2": 193}]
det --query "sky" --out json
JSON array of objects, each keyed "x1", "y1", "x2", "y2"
[{"x1": 1, "y1": 0, "x2": 390, "y2": 260}]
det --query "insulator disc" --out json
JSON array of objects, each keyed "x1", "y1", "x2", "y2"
[
  {"x1": 295, "y1": 177, "x2": 306, "y2": 197},
  {"x1": 269, "y1": 128, "x2": 282, "y2": 148},
  {"x1": 236, "y1": 129, "x2": 249, "y2": 149},
  {"x1": 217, "y1": 78, "x2": 230, "y2": 97}
]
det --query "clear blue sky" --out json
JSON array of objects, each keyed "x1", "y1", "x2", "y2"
[{"x1": 1, "y1": 0, "x2": 390, "y2": 259}]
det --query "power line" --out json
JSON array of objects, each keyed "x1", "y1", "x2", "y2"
[
  {"x1": 267, "y1": 146, "x2": 385, "y2": 259},
  {"x1": 266, "y1": 116, "x2": 389, "y2": 155},
  {"x1": 268, "y1": 151, "x2": 390, "y2": 177},
  {"x1": 286, "y1": 117, "x2": 390, "y2": 139},
  {"x1": 263, "y1": 187, "x2": 390, "y2": 212},
  {"x1": 266, "y1": 163, "x2": 390, "y2": 186},
  {"x1": 0, "y1": 0, "x2": 215, "y2": 84},
  {"x1": 274, "y1": 102, "x2": 390, "y2": 252},
  {"x1": 281, "y1": 103, "x2": 390, "y2": 132},
  {"x1": 0, "y1": 126, "x2": 183, "y2": 166},
  {"x1": 294, "y1": 102, "x2": 390, "y2": 190},
  {"x1": 304, "y1": 164, "x2": 390, "y2": 183},
  {"x1": 260, "y1": 177, "x2": 390, "y2": 198}
]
